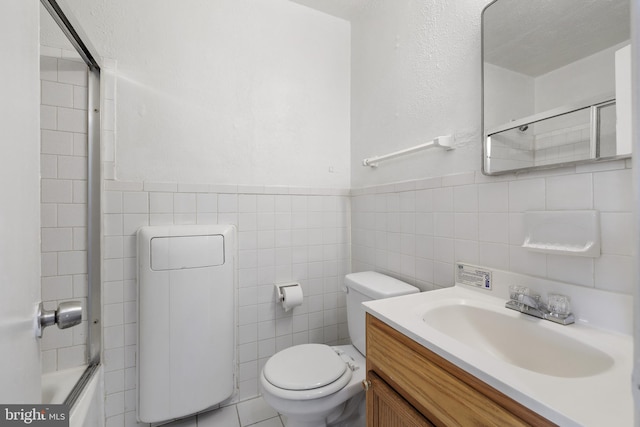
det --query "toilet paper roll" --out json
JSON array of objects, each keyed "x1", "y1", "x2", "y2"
[{"x1": 282, "y1": 285, "x2": 303, "y2": 312}]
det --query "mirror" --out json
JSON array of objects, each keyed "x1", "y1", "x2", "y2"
[{"x1": 482, "y1": 0, "x2": 631, "y2": 175}]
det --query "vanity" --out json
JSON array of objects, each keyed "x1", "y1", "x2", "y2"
[
  {"x1": 362, "y1": 266, "x2": 633, "y2": 427},
  {"x1": 365, "y1": 314, "x2": 553, "y2": 426}
]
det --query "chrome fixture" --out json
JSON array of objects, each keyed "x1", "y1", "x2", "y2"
[
  {"x1": 505, "y1": 286, "x2": 575, "y2": 325},
  {"x1": 36, "y1": 301, "x2": 83, "y2": 338}
]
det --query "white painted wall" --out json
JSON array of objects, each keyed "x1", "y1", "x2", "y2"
[
  {"x1": 0, "y1": 0, "x2": 42, "y2": 403},
  {"x1": 484, "y1": 43, "x2": 624, "y2": 132},
  {"x1": 66, "y1": 0, "x2": 351, "y2": 188},
  {"x1": 615, "y1": 45, "x2": 632, "y2": 156},
  {"x1": 535, "y1": 43, "x2": 623, "y2": 112},
  {"x1": 351, "y1": 0, "x2": 487, "y2": 188},
  {"x1": 349, "y1": 1, "x2": 632, "y2": 189},
  {"x1": 483, "y1": 63, "x2": 535, "y2": 132},
  {"x1": 630, "y1": 1, "x2": 640, "y2": 421}
]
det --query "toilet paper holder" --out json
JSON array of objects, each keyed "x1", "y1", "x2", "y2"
[{"x1": 275, "y1": 282, "x2": 301, "y2": 302}]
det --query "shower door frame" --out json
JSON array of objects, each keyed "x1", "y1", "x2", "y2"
[{"x1": 40, "y1": 0, "x2": 102, "y2": 405}]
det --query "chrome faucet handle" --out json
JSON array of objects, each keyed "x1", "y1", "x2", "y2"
[
  {"x1": 509, "y1": 285, "x2": 529, "y2": 301},
  {"x1": 547, "y1": 293, "x2": 571, "y2": 318}
]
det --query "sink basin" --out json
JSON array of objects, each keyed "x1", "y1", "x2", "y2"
[
  {"x1": 364, "y1": 281, "x2": 634, "y2": 426},
  {"x1": 422, "y1": 302, "x2": 614, "y2": 378}
]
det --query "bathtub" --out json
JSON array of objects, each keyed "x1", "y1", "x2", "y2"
[{"x1": 42, "y1": 364, "x2": 104, "y2": 427}]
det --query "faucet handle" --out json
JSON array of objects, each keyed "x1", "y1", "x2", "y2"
[
  {"x1": 509, "y1": 285, "x2": 529, "y2": 300},
  {"x1": 547, "y1": 293, "x2": 571, "y2": 318}
]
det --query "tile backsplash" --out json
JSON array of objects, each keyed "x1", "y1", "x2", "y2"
[{"x1": 351, "y1": 163, "x2": 634, "y2": 296}]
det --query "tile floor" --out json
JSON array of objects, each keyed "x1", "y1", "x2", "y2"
[{"x1": 161, "y1": 396, "x2": 285, "y2": 427}]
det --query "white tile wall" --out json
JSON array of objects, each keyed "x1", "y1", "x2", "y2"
[
  {"x1": 40, "y1": 53, "x2": 89, "y2": 374},
  {"x1": 546, "y1": 173, "x2": 592, "y2": 210},
  {"x1": 352, "y1": 166, "x2": 635, "y2": 295},
  {"x1": 101, "y1": 180, "x2": 350, "y2": 426}
]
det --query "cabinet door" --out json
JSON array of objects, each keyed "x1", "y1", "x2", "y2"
[
  {"x1": 367, "y1": 371, "x2": 435, "y2": 427},
  {"x1": 366, "y1": 315, "x2": 555, "y2": 427}
]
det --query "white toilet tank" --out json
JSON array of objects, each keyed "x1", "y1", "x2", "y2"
[{"x1": 345, "y1": 271, "x2": 419, "y2": 355}]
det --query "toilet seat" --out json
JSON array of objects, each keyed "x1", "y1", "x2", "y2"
[{"x1": 261, "y1": 344, "x2": 353, "y2": 400}]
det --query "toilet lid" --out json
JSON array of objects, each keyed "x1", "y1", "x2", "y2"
[{"x1": 263, "y1": 344, "x2": 347, "y2": 391}]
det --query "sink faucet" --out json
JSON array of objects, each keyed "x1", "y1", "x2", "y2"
[
  {"x1": 515, "y1": 293, "x2": 541, "y2": 310},
  {"x1": 505, "y1": 286, "x2": 574, "y2": 325},
  {"x1": 506, "y1": 289, "x2": 545, "y2": 318}
]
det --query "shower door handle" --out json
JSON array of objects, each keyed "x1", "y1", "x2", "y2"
[{"x1": 36, "y1": 301, "x2": 83, "y2": 338}]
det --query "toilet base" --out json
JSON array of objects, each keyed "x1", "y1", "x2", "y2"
[
  {"x1": 262, "y1": 393, "x2": 346, "y2": 427},
  {"x1": 279, "y1": 403, "x2": 344, "y2": 427},
  {"x1": 326, "y1": 392, "x2": 365, "y2": 427},
  {"x1": 274, "y1": 393, "x2": 365, "y2": 427}
]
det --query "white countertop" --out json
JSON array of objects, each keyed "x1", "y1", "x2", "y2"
[{"x1": 363, "y1": 284, "x2": 633, "y2": 427}]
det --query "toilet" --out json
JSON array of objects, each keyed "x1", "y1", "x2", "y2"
[{"x1": 260, "y1": 271, "x2": 419, "y2": 427}]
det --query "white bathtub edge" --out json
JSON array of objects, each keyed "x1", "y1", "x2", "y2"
[{"x1": 69, "y1": 365, "x2": 104, "y2": 427}]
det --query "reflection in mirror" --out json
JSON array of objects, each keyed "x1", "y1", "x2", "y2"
[{"x1": 482, "y1": 0, "x2": 631, "y2": 175}]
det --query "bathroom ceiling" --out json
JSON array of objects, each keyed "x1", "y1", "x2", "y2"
[
  {"x1": 292, "y1": 0, "x2": 629, "y2": 77},
  {"x1": 288, "y1": 0, "x2": 369, "y2": 20},
  {"x1": 484, "y1": 0, "x2": 630, "y2": 76}
]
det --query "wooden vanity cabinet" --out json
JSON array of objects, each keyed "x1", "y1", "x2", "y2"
[{"x1": 365, "y1": 314, "x2": 556, "y2": 427}]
